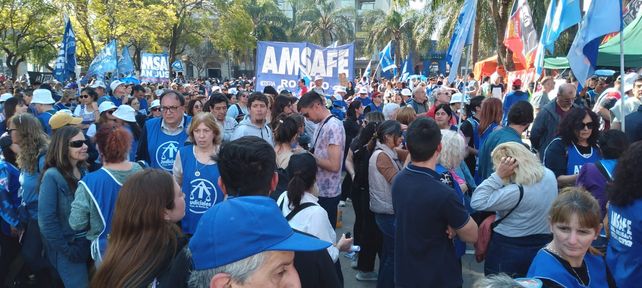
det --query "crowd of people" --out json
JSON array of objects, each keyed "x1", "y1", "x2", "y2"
[{"x1": 0, "y1": 68, "x2": 641, "y2": 288}]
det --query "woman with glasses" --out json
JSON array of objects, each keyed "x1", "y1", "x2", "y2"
[
  {"x1": 544, "y1": 107, "x2": 601, "y2": 187},
  {"x1": 69, "y1": 126, "x2": 144, "y2": 263},
  {"x1": 364, "y1": 92, "x2": 384, "y2": 115},
  {"x1": 226, "y1": 91, "x2": 249, "y2": 122},
  {"x1": 186, "y1": 99, "x2": 204, "y2": 117},
  {"x1": 74, "y1": 87, "x2": 99, "y2": 131},
  {"x1": 38, "y1": 126, "x2": 91, "y2": 286},
  {"x1": 8, "y1": 114, "x2": 51, "y2": 285}
]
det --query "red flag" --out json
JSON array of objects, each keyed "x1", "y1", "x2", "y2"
[{"x1": 504, "y1": 0, "x2": 538, "y2": 68}]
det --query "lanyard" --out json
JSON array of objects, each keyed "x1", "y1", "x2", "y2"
[{"x1": 312, "y1": 115, "x2": 335, "y2": 149}]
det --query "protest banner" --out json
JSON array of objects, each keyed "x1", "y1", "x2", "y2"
[
  {"x1": 255, "y1": 41, "x2": 354, "y2": 96},
  {"x1": 140, "y1": 52, "x2": 170, "y2": 83}
]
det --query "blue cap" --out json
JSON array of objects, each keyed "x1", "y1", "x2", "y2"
[{"x1": 189, "y1": 196, "x2": 331, "y2": 270}]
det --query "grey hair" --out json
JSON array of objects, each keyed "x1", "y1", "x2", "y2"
[
  {"x1": 382, "y1": 103, "x2": 400, "y2": 120},
  {"x1": 438, "y1": 129, "x2": 467, "y2": 169},
  {"x1": 188, "y1": 251, "x2": 267, "y2": 288},
  {"x1": 474, "y1": 273, "x2": 524, "y2": 288}
]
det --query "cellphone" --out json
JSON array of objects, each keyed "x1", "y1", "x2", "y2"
[{"x1": 345, "y1": 232, "x2": 351, "y2": 238}]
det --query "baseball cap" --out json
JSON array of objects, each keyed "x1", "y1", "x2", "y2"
[
  {"x1": 49, "y1": 110, "x2": 82, "y2": 130},
  {"x1": 450, "y1": 93, "x2": 469, "y2": 104},
  {"x1": 189, "y1": 196, "x2": 331, "y2": 270},
  {"x1": 64, "y1": 82, "x2": 78, "y2": 89},
  {"x1": 513, "y1": 78, "x2": 522, "y2": 87},
  {"x1": 401, "y1": 88, "x2": 412, "y2": 96},
  {"x1": 98, "y1": 101, "x2": 117, "y2": 114},
  {"x1": 314, "y1": 75, "x2": 323, "y2": 81},
  {"x1": 211, "y1": 86, "x2": 222, "y2": 93},
  {"x1": 150, "y1": 99, "x2": 161, "y2": 109},
  {"x1": 358, "y1": 87, "x2": 368, "y2": 94},
  {"x1": 90, "y1": 80, "x2": 106, "y2": 89},
  {"x1": 112, "y1": 104, "x2": 137, "y2": 122},
  {"x1": 228, "y1": 88, "x2": 238, "y2": 95},
  {"x1": 623, "y1": 72, "x2": 639, "y2": 93},
  {"x1": 110, "y1": 80, "x2": 125, "y2": 92},
  {"x1": 31, "y1": 89, "x2": 56, "y2": 104},
  {"x1": 0, "y1": 93, "x2": 13, "y2": 102}
]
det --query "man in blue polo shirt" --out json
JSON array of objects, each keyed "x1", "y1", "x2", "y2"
[{"x1": 392, "y1": 117, "x2": 478, "y2": 287}]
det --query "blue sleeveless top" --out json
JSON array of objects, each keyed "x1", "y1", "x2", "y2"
[
  {"x1": 145, "y1": 117, "x2": 191, "y2": 172},
  {"x1": 566, "y1": 143, "x2": 601, "y2": 175},
  {"x1": 79, "y1": 168, "x2": 123, "y2": 262},
  {"x1": 527, "y1": 248, "x2": 608, "y2": 288},
  {"x1": 178, "y1": 146, "x2": 224, "y2": 234}
]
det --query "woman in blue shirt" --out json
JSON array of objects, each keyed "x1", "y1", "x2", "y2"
[{"x1": 38, "y1": 126, "x2": 91, "y2": 287}]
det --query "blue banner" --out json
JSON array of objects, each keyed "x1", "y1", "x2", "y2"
[
  {"x1": 85, "y1": 40, "x2": 117, "y2": 80},
  {"x1": 172, "y1": 60, "x2": 184, "y2": 72},
  {"x1": 255, "y1": 41, "x2": 354, "y2": 96},
  {"x1": 446, "y1": 0, "x2": 477, "y2": 83},
  {"x1": 118, "y1": 46, "x2": 135, "y2": 77},
  {"x1": 140, "y1": 52, "x2": 170, "y2": 83},
  {"x1": 53, "y1": 19, "x2": 76, "y2": 82}
]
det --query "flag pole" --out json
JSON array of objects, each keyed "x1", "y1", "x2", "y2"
[{"x1": 619, "y1": 3, "x2": 625, "y2": 132}]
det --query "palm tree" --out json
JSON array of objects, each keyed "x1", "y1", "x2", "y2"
[
  {"x1": 244, "y1": 0, "x2": 290, "y2": 42},
  {"x1": 296, "y1": 0, "x2": 355, "y2": 47},
  {"x1": 364, "y1": 9, "x2": 416, "y2": 75}
]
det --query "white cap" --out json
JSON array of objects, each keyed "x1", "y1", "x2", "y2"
[
  {"x1": 334, "y1": 86, "x2": 346, "y2": 94},
  {"x1": 228, "y1": 88, "x2": 238, "y2": 95},
  {"x1": 150, "y1": 99, "x2": 161, "y2": 109},
  {"x1": 98, "y1": 101, "x2": 117, "y2": 114},
  {"x1": 0, "y1": 93, "x2": 13, "y2": 102},
  {"x1": 314, "y1": 75, "x2": 323, "y2": 81},
  {"x1": 211, "y1": 86, "x2": 222, "y2": 93},
  {"x1": 623, "y1": 72, "x2": 639, "y2": 93},
  {"x1": 401, "y1": 88, "x2": 412, "y2": 96},
  {"x1": 90, "y1": 80, "x2": 106, "y2": 89},
  {"x1": 358, "y1": 87, "x2": 368, "y2": 94},
  {"x1": 112, "y1": 105, "x2": 137, "y2": 122},
  {"x1": 450, "y1": 93, "x2": 468, "y2": 104},
  {"x1": 110, "y1": 80, "x2": 125, "y2": 92},
  {"x1": 155, "y1": 89, "x2": 164, "y2": 97},
  {"x1": 31, "y1": 89, "x2": 55, "y2": 104}
]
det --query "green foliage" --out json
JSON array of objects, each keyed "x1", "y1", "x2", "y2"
[{"x1": 296, "y1": 0, "x2": 355, "y2": 47}]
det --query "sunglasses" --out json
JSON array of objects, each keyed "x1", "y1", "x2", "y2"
[
  {"x1": 151, "y1": 107, "x2": 160, "y2": 112},
  {"x1": 576, "y1": 122, "x2": 595, "y2": 130},
  {"x1": 69, "y1": 140, "x2": 87, "y2": 148},
  {"x1": 79, "y1": 94, "x2": 90, "y2": 99}
]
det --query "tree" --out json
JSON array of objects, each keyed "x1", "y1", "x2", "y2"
[
  {"x1": 0, "y1": 0, "x2": 58, "y2": 77},
  {"x1": 296, "y1": 0, "x2": 355, "y2": 47},
  {"x1": 363, "y1": 9, "x2": 416, "y2": 75}
]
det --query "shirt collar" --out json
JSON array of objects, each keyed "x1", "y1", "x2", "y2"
[{"x1": 161, "y1": 116, "x2": 185, "y2": 131}]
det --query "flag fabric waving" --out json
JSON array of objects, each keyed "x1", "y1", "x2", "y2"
[
  {"x1": 379, "y1": 41, "x2": 396, "y2": 72},
  {"x1": 85, "y1": 40, "x2": 118, "y2": 80},
  {"x1": 401, "y1": 55, "x2": 413, "y2": 82},
  {"x1": 118, "y1": 46, "x2": 135, "y2": 77},
  {"x1": 504, "y1": 0, "x2": 538, "y2": 67},
  {"x1": 363, "y1": 60, "x2": 372, "y2": 80},
  {"x1": 446, "y1": 0, "x2": 477, "y2": 83},
  {"x1": 567, "y1": 0, "x2": 622, "y2": 86},
  {"x1": 53, "y1": 18, "x2": 76, "y2": 82},
  {"x1": 171, "y1": 60, "x2": 184, "y2": 72},
  {"x1": 534, "y1": 0, "x2": 582, "y2": 76}
]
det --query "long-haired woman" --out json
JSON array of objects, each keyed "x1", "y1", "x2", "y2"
[
  {"x1": 472, "y1": 97, "x2": 503, "y2": 183},
  {"x1": 274, "y1": 115, "x2": 304, "y2": 169},
  {"x1": 527, "y1": 187, "x2": 613, "y2": 287},
  {"x1": 92, "y1": 169, "x2": 190, "y2": 288},
  {"x1": 38, "y1": 126, "x2": 91, "y2": 286},
  {"x1": 9, "y1": 114, "x2": 50, "y2": 284},
  {"x1": 186, "y1": 98, "x2": 204, "y2": 117},
  {"x1": 471, "y1": 142, "x2": 557, "y2": 277},
  {"x1": 69, "y1": 126, "x2": 143, "y2": 263},
  {"x1": 173, "y1": 113, "x2": 224, "y2": 235},
  {"x1": 74, "y1": 87, "x2": 99, "y2": 132},
  {"x1": 606, "y1": 141, "x2": 642, "y2": 287}
]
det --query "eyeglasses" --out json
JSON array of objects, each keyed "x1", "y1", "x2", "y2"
[
  {"x1": 151, "y1": 107, "x2": 160, "y2": 112},
  {"x1": 79, "y1": 94, "x2": 90, "y2": 99},
  {"x1": 161, "y1": 106, "x2": 180, "y2": 113},
  {"x1": 576, "y1": 122, "x2": 595, "y2": 130},
  {"x1": 105, "y1": 110, "x2": 115, "y2": 115},
  {"x1": 6, "y1": 128, "x2": 16, "y2": 133},
  {"x1": 69, "y1": 140, "x2": 86, "y2": 148}
]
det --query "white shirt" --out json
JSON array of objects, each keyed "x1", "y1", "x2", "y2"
[{"x1": 277, "y1": 191, "x2": 339, "y2": 262}]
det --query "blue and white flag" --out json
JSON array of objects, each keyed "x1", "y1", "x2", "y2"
[
  {"x1": 567, "y1": 0, "x2": 621, "y2": 86},
  {"x1": 363, "y1": 60, "x2": 372, "y2": 80},
  {"x1": 378, "y1": 41, "x2": 396, "y2": 72},
  {"x1": 85, "y1": 40, "x2": 118, "y2": 80},
  {"x1": 118, "y1": 46, "x2": 135, "y2": 77},
  {"x1": 401, "y1": 55, "x2": 413, "y2": 82},
  {"x1": 140, "y1": 52, "x2": 170, "y2": 83},
  {"x1": 53, "y1": 18, "x2": 76, "y2": 82},
  {"x1": 446, "y1": 0, "x2": 477, "y2": 83},
  {"x1": 171, "y1": 60, "x2": 184, "y2": 72},
  {"x1": 534, "y1": 0, "x2": 582, "y2": 76}
]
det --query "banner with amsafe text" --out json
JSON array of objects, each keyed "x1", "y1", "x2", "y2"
[
  {"x1": 255, "y1": 41, "x2": 354, "y2": 96},
  {"x1": 140, "y1": 52, "x2": 170, "y2": 83}
]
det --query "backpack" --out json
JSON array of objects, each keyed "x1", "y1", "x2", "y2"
[{"x1": 270, "y1": 167, "x2": 289, "y2": 201}]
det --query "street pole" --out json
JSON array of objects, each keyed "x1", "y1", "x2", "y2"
[{"x1": 620, "y1": 15, "x2": 626, "y2": 132}]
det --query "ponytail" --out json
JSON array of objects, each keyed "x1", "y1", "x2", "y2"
[
  {"x1": 287, "y1": 171, "x2": 306, "y2": 209},
  {"x1": 285, "y1": 153, "x2": 317, "y2": 209}
]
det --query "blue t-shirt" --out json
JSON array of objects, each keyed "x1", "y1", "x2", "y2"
[
  {"x1": 502, "y1": 91, "x2": 529, "y2": 125},
  {"x1": 607, "y1": 198, "x2": 642, "y2": 288},
  {"x1": 37, "y1": 109, "x2": 57, "y2": 135},
  {"x1": 392, "y1": 164, "x2": 470, "y2": 287}
]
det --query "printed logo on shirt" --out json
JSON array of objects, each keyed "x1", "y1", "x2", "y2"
[
  {"x1": 155, "y1": 141, "x2": 179, "y2": 171},
  {"x1": 573, "y1": 165, "x2": 582, "y2": 174},
  {"x1": 610, "y1": 211, "x2": 633, "y2": 247},
  {"x1": 189, "y1": 178, "x2": 218, "y2": 214}
]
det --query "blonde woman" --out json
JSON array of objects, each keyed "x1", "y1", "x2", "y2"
[{"x1": 471, "y1": 142, "x2": 558, "y2": 277}]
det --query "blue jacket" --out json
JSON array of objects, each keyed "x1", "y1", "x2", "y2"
[{"x1": 477, "y1": 127, "x2": 524, "y2": 182}]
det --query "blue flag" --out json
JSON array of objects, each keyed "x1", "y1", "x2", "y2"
[
  {"x1": 446, "y1": 0, "x2": 477, "y2": 83},
  {"x1": 171, "y1": 60, "x2": 184, "y2": 72},
  {"x1": 53, "y1": 19, "x2": 76, "y2": 82},
  {"x1": 363, "y1": 60, "x2": 372, "y2": 80},
  {"x1": 118, "y1": 46, "x2": 135, "y2": 77},
  {"x1": 534, "y1": 0, "x2": 582, "y2": 75},
  {"x1": 401, "y1": 55, "x2": 413, "y2": 82},
  {"x1": 378, "y1": 41, "x2": 396, "y2": 73},
  {"x1": 567, "y1": 0, "x2": 621, "y2": 85},
  {"x1": 85, "y1": 40, "x2": 118, "y2": 80}
]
